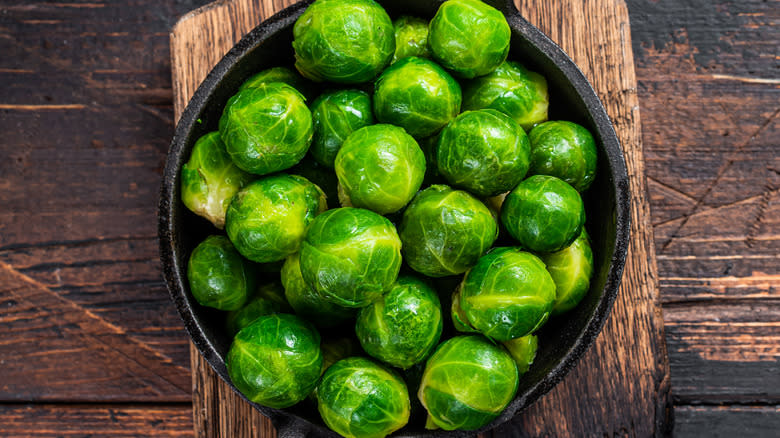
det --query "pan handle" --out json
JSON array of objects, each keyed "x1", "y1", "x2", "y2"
[{"x1": 481, "y1": 0, "x2": 521, "y2": 17}]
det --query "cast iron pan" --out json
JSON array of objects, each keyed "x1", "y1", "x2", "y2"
[{"x1": 159, "y1": 0, "x2": 631, "y2": 436}]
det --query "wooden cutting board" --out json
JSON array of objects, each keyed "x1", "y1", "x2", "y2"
[{"x1": 170, "y1": 0, "x2": 673, "y2": 436}]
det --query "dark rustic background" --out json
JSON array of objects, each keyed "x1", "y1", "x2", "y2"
[{"x1": 0, "y1": 0, "x2": 777, "y2": 436}]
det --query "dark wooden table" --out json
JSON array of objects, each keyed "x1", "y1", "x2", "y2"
[{"x1": 0, "y1": 0, "x2": 777, "y2": 436}]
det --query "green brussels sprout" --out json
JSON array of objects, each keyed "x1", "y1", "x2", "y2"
[
  {"x1": 540, "y1": 229, "x2": 594, "y2": 315},
  {"x1": 392, "y1": 16, "x2": 430, "y2": 63},
  {"x1": 373, "y1": 57, "x2": 461, "y2": 138},
  {"x1": 281, "y1": 253, "x2": 356, "y2": 328},
  {"x1": 418, "y1": 335, "x2": 518, "y2": 431},
  {"x1": 450, "y1": 287, "x2": 478, "y2": 333},
  {"x1": 462, "y1": 61, "x2": 549, "y2": 131},
  {"x1": 500, "y1": 175, "x2": 585, "y2": 253},
  {"x1": 335, "y1": 124, "x2": 425, "y2": 214},
  {"x1": 225, "y1": 174, "x2": 326, "y2": 263},
  {"x1": 428, "y1": 0, "x2": 511, "y2": 79},
  {"x1": 356, "y1": 275, "x2": 443, "y2": 370},
  {"x1": 227, "y1": 313, "x2": 322, "y2": 408},
  {"x1": 399, "y1": 185, "x2": 498, "y2": 277},
  {"x1": 187, "y1": 235, "x2": 255, "y2": 311},
  {"x1": 528, "y1": 121, "x2": 598, "y2": 192},
  {"x1": 287, "y1": 158, "x2": 340, "y2": 209},
  {"x1": 300, "y1": 208, "x2": 402, "y2": 308},
  {"x1": 310, "y1": 89, "x2": 374, "y2": 168},
  {"x1": 293, "y1": 0, "x2": 394, "y2": 84},
  {"x1": 238, "y1": 66, "x2": 315, "y2": 99},
  {"x1": 321, "y1": 336, "x2": 361, "y2": 373},
  {"x1": 459, "y1": 247, "x2": 556, "y2": 341},
  {"x1": 226, "y1": 281, "x2": 289, "y2": 336},
  {"x1": 501, "y1": 335, "x2": 538, "y2": 374},
  {"x1": 219, "y1": 82, "x2": 312, "y2": 175},
  {"x1": 437, "y1": 109, "x2": 530, "y2": 197},
  {"x1": 316, "y1": 357, "x2": 410, "y2": 438},
  {"x1": 181, "y1": 132, "x2": 254, "y2": 229}
]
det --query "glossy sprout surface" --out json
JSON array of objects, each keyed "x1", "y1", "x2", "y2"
[
  {"x1": 418, "y1": 335, "x2": 518, "y2": 431},
  {"x1": 500, "y1": 175, "x2": 585, "y2": 253},
  {"x1": 501, "y1": 334, "x2": 538, "y2": 374},
  {"x1": 459, "y1": 247, "x2": 556, "y2": 341},
  {"x1": 187, "y1": 235, "x2": 255, "y2": 311},
  {"x1": 225, "y1": 174, "x2": 327, "y2": 263},
  {"x1": 317, "y1": 357, "x2": 410, "y2": 438},
  {"x1": 310, "y1": 89, "x2": 374, "y2": 168},
  {"x1": 356, "y1": 275, "x2": 443, "y2": 369},
  {"x1": 219, "y1": 83, "x2": 313, "y2": 175},
  {"x1": 392, "y1": 16, "x2": 430, "y2": 63},
  {"x1": 281, "y1": 253, "x2": 356, "y2": 328},
  {"x1": 436, "y1": 109, "x2": 530, "y2": 197},
  {"x1": 373, "y1": 57, "x2": 461, "y2": 138},
  {"x1": 528, "y1": 120, "x2": 598, "y2": 192},
  {"x1": 540, "y1": 229, "x2": 594, "y2": 315},
  {"x1": 335, "y1": 124, "x2": 425, "y2": 214},
  {"x1": 428, "y1": 0, "x2": 510, "y2": 78},
  {"x1": 226, "y1": 314, "x2": 322, "y2": 409},
  {"x1": 399, "y1": 185, "x2": 498, "y2": 277},
  {"x1": 225, "y1": 281, "x2": 289, "y2": 336},
  {"x1": 293, "y1": 0, "x2": 394, "y2": 83},
  {"x1": 300, "y1": 207, "x2": 402, "y2": 308},
  {"x1": 462, "y1": 60, "x2": 549, "y2": 131},
  {"x1": 180, "y1": 132, "x2": 254, "y2": 229},
  {"x1": 238, "y1": 66, "x2": 315, "y2": 100}
]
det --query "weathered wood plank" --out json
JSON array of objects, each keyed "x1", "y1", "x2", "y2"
[
  {"x1": 664, "y1": 301, "x2": 780, "y2": 404},
  {"x1": 0, "y1": 404, "x2": 193, "y2": 437},
  {"x1": 674, "y1": 405, "x2": 780, "y2": 438}
]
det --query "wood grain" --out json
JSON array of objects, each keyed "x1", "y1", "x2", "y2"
[
  {"x1": 170, "y1": 0, "x2": 671, "y2": 436},
  {"x1": 0, "y1": 404, "x2": 194, "y2": 437}
]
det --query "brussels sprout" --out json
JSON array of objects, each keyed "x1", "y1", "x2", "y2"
[
  {"x1": 392, "y1": 16, "x2": 430, "y2": 63},
  {"x1": 238, "y1": 66, "x2": 315, "y2": 99},
  {"x1": 281, "y1": 253, "x2": 356, "y2": 328},
  {"x1": 226, "y1": 281, "x2": 289, "y2": 336},
  {"x1": 293, "y1": 0, "x2": 394, "y2": 84},
  {"x1": 462, "y1": 61, "x2": 549, "y2": 131},
  {"x1": 317, "y1": 357, "x2": 410, "y2": 438},
  {"x1": 459, "y1": 247, "x2": 556, "y2": 341},
  {"x1": 437, "y1": 109, "x2": 530, "y2": 197},
  {"x1": 321, "y1": 335, "x2": 360, "y2": 373},
  {"x1": 287, "y1": 158, "x2": 340, "y2": 209},
  {"x1": 181, "y1": 132, "x2": 254, "y2": 229},
  {"x1": 500, "y1": 175, "x2": 585, "y2": 253},
  {"x1": 187, "y1": 235, "x2": 255, "y2": 311},
  {"x1": 227, "y1": 314, "x2": 322, "y2": 408},
  {"x1": 225, "y1": 174, "x2": 326, "y2": 263},
  {"x1": 540, "y1": 229, "x2": 594, "y2": 315},
  {"x1": 528, "y1": 121, "x2": 598, "y2": 192},
  {"x1": 310, "y1": 89, "x2": 374, "y2": 168},
  {"x1": 373, "y1": 57, "x2": 461, "y2": 138},
  {"x1": 428, "y1": 0, "x2": 511, "y2": 79},
  {"x1": 300, "y1": 208, "x2": 402, "y2": 308},
  {"x1": 501, "y1": 335, "x2": 538, "y2": 374},
  {"x1": 219, "y1": 83, "x2": 312, "y2": 175},
  {"x1": 450, "y1": 287, "x2": 478, "y2": 333},
  {"x1": 399, "y1": 185, "x2": 498, "y2": 277},
  {"x1": 418, "y1": 335, "x2": 518, "y2": 431},
  {"x1": 356, "y1": 275, "x2": 443, "y2": 369},
  {"x1": 335, "y1": 124, "x2": 425, "y2": 214}
]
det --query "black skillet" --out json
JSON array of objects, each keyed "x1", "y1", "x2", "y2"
[{"x1": 159, "y1": 0, "x2": 631, "y2": 436}]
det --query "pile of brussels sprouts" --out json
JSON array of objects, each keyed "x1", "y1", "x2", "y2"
[{"x1": 181, "y1": 0, "x2": 599, "y2": 436}]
